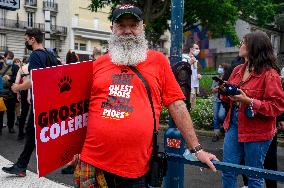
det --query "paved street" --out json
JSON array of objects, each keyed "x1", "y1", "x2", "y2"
[{"x1": 0, "y1": 126, "x2": 283, "y2": 188}]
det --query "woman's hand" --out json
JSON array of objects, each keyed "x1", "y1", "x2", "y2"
[{"x1": 229, "y1": 89, "x2": 251, "y2": 105}]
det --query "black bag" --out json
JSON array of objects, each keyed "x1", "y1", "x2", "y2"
[{"x1": 129, "y1": 66, "x2": 167, "y2": 187}]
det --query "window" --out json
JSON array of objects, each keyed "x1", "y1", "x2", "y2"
[
  {"x1": 74, "y1": 43, "x2": 79, "y2": 50},
  {"x1": 80, "y1": 44, "x2": 86, "y2": 51},
  {"x1": 74, "y1": 43, "x2": 87, "y2": 51},
  {"x1": 26, "y1": 0, "x2": 36, "y2": 5},
  {"x1": 0, "y1": 34, "x2": 6, "y2": 51},
  {"x1": 51, "y1": 16, "x2": 56, "y2": 26},
  {"x1": 27, "y1": 12, "x2": 34, "y2": 27},
  {"x1": 94, "y1": 18, "x2": 99, "y2": 30}
]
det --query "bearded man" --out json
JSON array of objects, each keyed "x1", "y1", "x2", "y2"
[{"x1": 75, "y1": 4, "x2": 217, "y2": 188}]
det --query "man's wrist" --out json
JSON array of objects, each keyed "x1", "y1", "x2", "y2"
[{"x1": 190, "y1": 144, "x2": 203, "y2": 153}]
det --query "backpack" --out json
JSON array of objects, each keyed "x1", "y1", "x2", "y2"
[{"x1": 34, "y1": 48, "x2": 60, "y2": 67}]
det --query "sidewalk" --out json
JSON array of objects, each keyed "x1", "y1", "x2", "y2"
[{"x1": 0, "y1": 155, "x2": 70, "y2": 188}]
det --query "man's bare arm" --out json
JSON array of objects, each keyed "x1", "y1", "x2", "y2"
[
  {"x1": 11, "y1": 78, "x2": 32, "y2": 93},
  {"x1": 168, "y1": 100, "x2": 218, "y2": 171},
  {"x1": 168, "y1": 100, "x2": 199, "y2": 149}
]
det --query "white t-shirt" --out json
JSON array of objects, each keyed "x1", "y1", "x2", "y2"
[{"x1": 182, "y1": 53, "x2": 199, "y2": 88}]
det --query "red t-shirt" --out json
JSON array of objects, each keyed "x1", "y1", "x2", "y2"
[{"x1": 80, "y1": 50, "x2": 185, "y2": 178}]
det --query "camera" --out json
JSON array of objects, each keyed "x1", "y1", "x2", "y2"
[{"x1": 212, "y1": 76, "x2": 240, "y2": 96}]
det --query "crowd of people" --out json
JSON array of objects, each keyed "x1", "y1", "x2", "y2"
[{"x1": 0, "y1": 3, "x2": 283, "y2": 188}]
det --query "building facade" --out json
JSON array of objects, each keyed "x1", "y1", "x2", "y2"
[
  {"x1": 0, "y1": 0, "x2": 68, "y2": 59},
  {"x1": 209, "y1": 19, "x2": 283, "y2": 67},
  {"x1": 0, "y1": 0, "x2": 113, "y2": 62},
  {"x1": 67, "y1": 0, "x2": 111, "y2": 61}
]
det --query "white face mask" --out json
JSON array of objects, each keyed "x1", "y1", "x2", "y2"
[
  {"x1": 192, "y1": 49, "x2": 200, "y2": 57},
  {"x1": 5, "y1": 59, "x2": 13, "y2": 66},
  {"x1": 217, "y1": 67, "x2": 224, "y2": 74}
]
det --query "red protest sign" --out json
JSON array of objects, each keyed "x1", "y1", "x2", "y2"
[{"x1": 31, "y1": 61, "x2": 93, "y2": 177}]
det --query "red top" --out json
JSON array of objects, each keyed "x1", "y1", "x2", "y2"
[
  {"x1": 222, "y1": 63, "x2": 284, "y2": 142},
  {"x1": 80, "y1": 50, "x2": 185, "y2": 178}
]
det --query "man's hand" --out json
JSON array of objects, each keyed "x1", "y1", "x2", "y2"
[
  {"x1": 3, "y1": 75, "x2": 10, "y2": 81},
  {"x1": 168, "y1": 100, "x2": 218, "y2": 172},
  {"x1": 196, "y1": 150, "x2": 218, "y2": 172},
  {"x1": 12, "y1": 83, "x2": 20, "y2": 93}
]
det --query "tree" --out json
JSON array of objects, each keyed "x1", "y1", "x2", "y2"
[
  {"x1": 89, "y1": 0, "x2": 170, "y2": 46},
  {"x1": 89, "y1": 0, "x2": 282, "y2": 46},
  {"x1": 184, "y1": 0, "x2": 283, "y2": 45}
]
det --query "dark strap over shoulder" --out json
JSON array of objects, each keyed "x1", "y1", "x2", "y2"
[
  {"x1": 129, "y1": 66, "x2": 159, "y2": 157},
  {"x1": 1, "y1": 65, "x2": 11, "y2": 77},
  {"x1": 34, "y1": 48, "x2": 58, "y2": 67}
]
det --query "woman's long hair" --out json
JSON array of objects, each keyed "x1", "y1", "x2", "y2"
[{"x1": 244, "y1": 32, "x2": 280, "y2": 74}]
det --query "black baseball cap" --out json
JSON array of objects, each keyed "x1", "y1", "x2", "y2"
[{"x1": 112, "y1": 4, "x2": 143, "y2": 22}]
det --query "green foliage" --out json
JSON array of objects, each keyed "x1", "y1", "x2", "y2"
[
  {"x1": 202, "y1": 67, "x2": 216, "y2": 74},
  {"x1": 89, "y1": 0, "x2": 283, "y2": 46},
  {"x1": 159, "y1": 106, "x2": 169, "y2": 124},
  {"x1": 199, "y1": 75, "x2": 213, "y2": 98},
  {"x1": 89, "y1": 0, "x2": 170, "y2": 45},
  {"x1": 190, "y1": 97, "x2": 214, "y2": 130}
]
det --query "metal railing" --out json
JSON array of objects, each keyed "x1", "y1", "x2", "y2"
[
  {"x1": 0, "y1": 18, "x2": 67, "y2": 36},
  {"x1": 50, "y1": 25, "x2": 67, "y2": 35},
  {"x1": 167, "y1": 153, "x2": 284, "y2": 183},
  {"x1": 25, "y1": 0, "x2": 37, "y2": 7},
  {"x1": 43, "y1": 1, "x2": 58, "y2": 12},
  {"x1": 0, "y1": 18, "x2": 45, "y2": 31}
]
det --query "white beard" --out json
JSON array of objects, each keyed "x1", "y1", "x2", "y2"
[{"x1": 108, "y1": 32, "x2": 148, "y2": 66}]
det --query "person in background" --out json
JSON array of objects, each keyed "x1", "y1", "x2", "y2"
[
  {"x1": 221, "y1": 32, "x2": 284, "y2": 188},
  {"x1": 66, "y1": 50, "x2": 79, "y2": 64},
  {"x1": 182, "y1": 42, "x2": 202, "y2": 110},
  {"x1": 0, "y1": 55, "x2": 4, "y2": 70},
  {"x1": 211, "y1": 64, "x2": 228, "y2": 142},
  {"x1": 2, "y1": 28, "x2": 58, "y2": 177},
  {"x1": 13, "y1": 58, "x2": 22, "y2": 127},
  {"x1": 0, "y1": 51, "x2": 19, "y2": 135},
  {"x1": 92, "y1": 47, "x2": 102, "y2": 60},
  {"x1": 14, "y1": 59, "x2": 30, "y2": 140}
]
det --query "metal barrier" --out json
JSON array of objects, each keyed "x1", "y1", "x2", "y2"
[
  {"x1": 167, "y1": 153, "x2": 284, "y2": 182},
  {"x1": 164, "y1": 124, "x2": 284, "y2": 187}
]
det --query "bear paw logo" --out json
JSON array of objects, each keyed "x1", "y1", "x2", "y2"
[{"x1": 58, "y1": 76, "x2": 72, "y2": 93}]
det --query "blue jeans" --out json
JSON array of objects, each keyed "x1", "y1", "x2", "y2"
[
  {"x1": 213, "y1": 101, "x2": 226, "y2": 130},
  {"x1": 222, "y1": 107, "x2": 271, "y2": 188}
]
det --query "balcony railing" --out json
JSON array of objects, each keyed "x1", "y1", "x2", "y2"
[
  {"x1": 0, "y1": 19, "x2": 67, "y2": 36},
  {"x1": 0, "y1": 18, "x2": 45, "y2": 31},
  {"x1": 43, "y1": 1, "x2": 58, "y2": 12},
  {"x1": 51, "y1": 25, "x2": 67, "y2": 36},
  {"x1": 25, "y1": 0, "x2": 37, "y2": 7},
  {"x1": 0, "y1": 46, "x2": 8, "y2": 52}
]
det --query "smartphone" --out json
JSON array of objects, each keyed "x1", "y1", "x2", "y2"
[{"x1": 212, "y1": 76, "x2": 225, "y2": 84}]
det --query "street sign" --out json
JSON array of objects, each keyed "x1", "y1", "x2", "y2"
[{"x1": 0, "y1": 0, "x2": 20, "y2": 11}]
